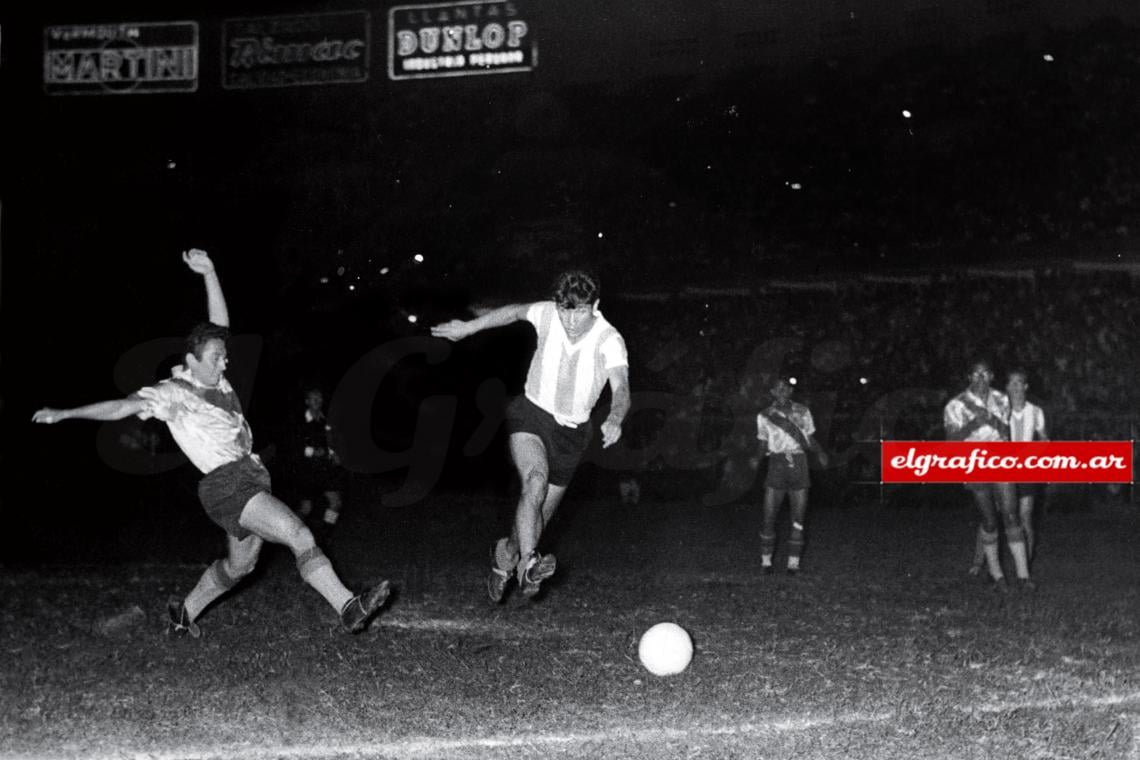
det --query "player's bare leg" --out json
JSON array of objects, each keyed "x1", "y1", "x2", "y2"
[
  {"x1": 507, "y1": 433, "x2": 559, "y2": 596},
  {"x1": 171, "y1": 533, "x2": 262, "y2": 637},
  {"x1": 1019, "y1": 494, "x2": 1036, "y2": 561},
  {"x1": 240, "y1": 492, "x2": 390, "y2": 628}
]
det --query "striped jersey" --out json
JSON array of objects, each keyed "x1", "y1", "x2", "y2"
[
  {"x1": 1009, "y1": 401, "x2": 1046, "y2": 442},
  {"x1": 523, "y1": 301, "x2": 628, "y2": 427}
]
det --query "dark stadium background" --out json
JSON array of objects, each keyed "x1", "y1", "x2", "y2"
[{"x1": 1, "y1": 1, "x2": 1138, "y2": 561}]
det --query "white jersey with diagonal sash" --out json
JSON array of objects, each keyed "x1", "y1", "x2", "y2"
[
  {"x1": 133, "y1": 365, "x2": 253, "y2": 474},
  {"x1": 943, "y1": 388, "x2": 1010, "y2": 442},
  {"x1": 756, "y1": 402, "x2": 815, "y2": 455},
  {"x1": 523, "y1": 301, "x2": 628, "y2": 427}
]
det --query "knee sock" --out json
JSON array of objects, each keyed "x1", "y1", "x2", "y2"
[
  {"x1": 1005, "y1": 526, "x2": 1031, "y2": 580},
  {"x1": 760, "y1": 531, "x2": 776, "y2": 567},
  {"x1": 296, "y1": 546, "x2": 352, "y2": 612},
  {"x1": 787, "y1": 522, "x2": 805, "y2": 569},
  {"x1": 184, "y1": 559, "x2": 244, "y2": 621},
  {"x1": 980, "y1": 528, "x2": 1003, "y2": 581}
]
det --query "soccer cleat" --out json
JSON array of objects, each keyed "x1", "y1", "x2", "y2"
[
  {"x1": 1017, "y1": 578, "x2": 1037, "y2": 593},
  {"x1": 990, "y1": 576, "x2": 1011, "y2": 594},
  {"x1": 786, "y1": 566, "x2": 800, "y2": 577},
  {"x1": 166, "y1": 597, "x2": 201, "y2": 639},
  {"x1": 340, "y1": 580, "x2": 392, "y2": 633},
  {"x1": 761, "y1": 565, "x2": 775, "y2": 576},
  {"x1": 487, "y1": 567, "x2": 511, "y2": 603},
  {"x1": 519, "y1": 552, "x2": 557, "y2": 598}
]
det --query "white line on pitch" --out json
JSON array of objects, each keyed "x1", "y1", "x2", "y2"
[{"x1": 969, "y1": 690, "x2": 1140, "y2": 714}]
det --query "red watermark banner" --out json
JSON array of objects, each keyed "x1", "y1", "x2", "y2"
[{"x1": 881, "y1": 441, "x2": 1134, "y2": 484}]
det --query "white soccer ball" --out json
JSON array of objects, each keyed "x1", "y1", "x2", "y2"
[{"x1": 638, "y1": 622, "x2": 694, "y2": 676}]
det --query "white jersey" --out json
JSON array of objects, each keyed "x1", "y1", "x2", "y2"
[
  {"x1": 523, "y1": 301, "x2": 628, "y2": 427},
  {"x1": 756, "y1": 402, "x2": 815, "y2": 455},
  {"x1": 134, "y1": 365, "x2": 253, "y2": 474},
  {"x1": 944, "y1": 388, "x2": 1010, "y2": 442},
  {"x1": 1009, "y1": 401, "x2": 1046, "y2": 442}
]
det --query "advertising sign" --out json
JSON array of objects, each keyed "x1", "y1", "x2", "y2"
[
  {"x1": 223, "y1": 11, "x2": 370, "y2": 89},
  {"x1": 44, "y1": 21, "x2": 199, "y2": 95},
  {"x1": 388, "y1": 0, "x2": 535, "y2": 80}
]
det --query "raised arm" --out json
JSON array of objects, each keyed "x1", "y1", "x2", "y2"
[
  {"x1": 183, "y1": 249, "x2": 229, "y2": 328},
  {"x1": 600, "y1": 365, "x2": 631, "y2": 448},
  {"x1": 33, "y1": 398, "x2": 148, "y2": 424},
  {"x1": 430, "y1": 303, "x2": 530, "y2": 342}
]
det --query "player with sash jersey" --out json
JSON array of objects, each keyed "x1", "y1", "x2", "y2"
[
  {"x1": 33, "y1": 250, "x2": 391, "y2": 636},
  {"x1": 755, "y1": 377, "x2": 829, "y2": 575},
  {"x1": 944, "y1": 359, "x2": 1034, "y2": 591},
  {"x1": 431, "y1": 270, "x2": 631, "y2": 602}
]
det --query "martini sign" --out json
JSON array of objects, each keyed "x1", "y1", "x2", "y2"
[
  {"x1": 44, "y1": 21, "x2": 199, "y2": 95},
  {"x1": 388, "y1": 0, "x2": 534, "y2": 80}
]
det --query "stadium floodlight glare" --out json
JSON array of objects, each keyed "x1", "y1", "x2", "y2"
[{"x1": 902, "y1": 109, "x2": 912, "y2": 119}]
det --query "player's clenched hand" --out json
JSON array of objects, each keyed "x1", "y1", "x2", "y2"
[
  {"x1": 32, "y1": 408, "x2": 66, "y2": 424},
  {"x1": 430, "y1": 320, "x2": 471, "y2": 342},
  {"x1": 600, "y1": 419, "x2": 623, "y2": 448},
  {"x1": 182, "y1": 248, "x2": 216, "y2": 275}
]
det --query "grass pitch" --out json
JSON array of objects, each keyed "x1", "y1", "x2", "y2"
[{"x1": 1, "y1": 488, "x2": 1137, "y2": 759}]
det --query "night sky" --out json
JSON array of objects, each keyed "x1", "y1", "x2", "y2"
[{"x1": 2, "y1": 1, "x2": 1139, "y2": 559}]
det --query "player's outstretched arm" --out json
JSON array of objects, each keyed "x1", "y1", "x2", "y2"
[
  {"x1": 600, "y1": 365, "x2": 631, "y2": 448},
  {"x1": 430, "y1": 303, "x2": 529, "y2": 342},
  {"x1": 182, "y1": 248, "x2": 230, "y2": 328},
  {"x1": 33, "y1": 398, "x2": 148, "y2": 424}
]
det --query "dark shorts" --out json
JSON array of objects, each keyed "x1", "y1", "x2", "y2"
[
  {"x1": 506, "y1": 396, "x2": 593, "y2": 487},
  {"x1": 766, "y1": 452, "x2": 810, "y2": 491},
  {"x1": 198, "y1": 455, "x2": 272, "y2": 539}
]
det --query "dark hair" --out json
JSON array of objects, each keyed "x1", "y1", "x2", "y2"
[
  {"x1": 967, "y1": 358, "x2": 993, "y2": 375},
  {"x1": 552, "y1": 270, "x2": 600, "y2": 308},
  {"x1": 186, "y1": 321, "x2": 230, "y2": 360},
  {"x1": 1007, "y1": 368, "x2": 1029, "y2": 383}
]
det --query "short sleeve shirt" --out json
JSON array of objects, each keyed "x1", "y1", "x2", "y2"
[
  {"x1": 523, "y1": 301, "x2": 628, "y2": 427},
  {"x1": 944, "y1": 389, "x2": 1010, "y2": 442},
  {"x1": 134, "y1": 365, "x2": 253, "y2": 474},
  {"x1": 757, "y1": 402, "x2": 815, "y2": 455}
]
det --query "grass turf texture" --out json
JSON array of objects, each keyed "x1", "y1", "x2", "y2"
[{"x1": 1, "y1": 490, "x2": 1137, "y2": 760}]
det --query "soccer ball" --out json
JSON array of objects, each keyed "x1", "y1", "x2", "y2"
[{"x1": 638, "y1": 622, "x2": 693, "y2": 676}]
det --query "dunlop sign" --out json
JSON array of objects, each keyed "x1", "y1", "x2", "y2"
[
  {"x1": 223, "y1": 11, "x2": 370, "y2": 89},
  {"x1": 44, "y1": 21, "x2": 199, "y2": 95},
  {"x1": 388, "y1": 0, "x2": 534, "y2": 80}
]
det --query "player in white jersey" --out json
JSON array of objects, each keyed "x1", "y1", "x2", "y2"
[
  {"x1": 969, "y1": 369, "x2": 1049, "y2": 573},
  {"x1": 431, "y1": 270, "x2": 631, "y2": 602},
  {"x1": 33, "y1": 250, "x2": 391, "y2": 636},
  {"x1": 944, "y1": 359, "x2": 1033, "y2": 591},
  {"x1": 756, "y1": 377, "x2": 829, "y2": 575}
]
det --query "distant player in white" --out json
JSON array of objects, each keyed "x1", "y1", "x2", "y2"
[
  {"x1": 756, "y1": 377, "x2": 828, "y2": 575},
  {"x1": 969, "y1": 369, "x2": 1048, "y2": 573},
  {"x1": 945, "y1": 359, "x2": 1033, "y2": 591},
  {"x1": 431, "y1": 270, "x2": 630, "y2": 602}
]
